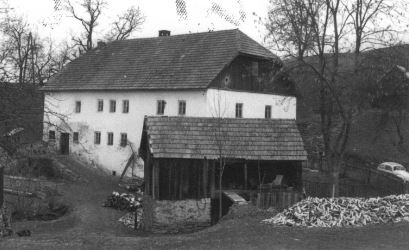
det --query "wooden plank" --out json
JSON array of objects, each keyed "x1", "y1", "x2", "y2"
[
  {"x1": 203, "y1": 159, "x2": 208, "y2": 198},
  {"x1": 244, "y1": 162, "x2": 248, "y2": 190},
  {"x1": 152, "y1": 160, "x2": 159, "y2": 199},
  {"x1": 120, "y1": 154, "x2": 135, "y2": 180},
  {"x1": 210, "y1": 160, "x2": 215, "y2": 198},
  {"x1": 223, "y1": 191, "x2": 247, "y2": 205}
]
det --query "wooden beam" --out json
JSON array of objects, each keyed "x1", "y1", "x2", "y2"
[
  {"x1": 203, "y1": 159, "x2": 208, "y2": 198},
  {"x1": 152, "y1": 159, "x2": 159, "y2": 199},
  {"x1": 244, "y1": 162, "x2": 248, "y2": 190},
  {"x1": 210, "y1": 160, "x2": 215, "y2": 198}
]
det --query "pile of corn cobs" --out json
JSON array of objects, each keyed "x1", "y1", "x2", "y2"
[
  {"x1": 103, "y1": 192, "x2": 142, "y2": 212},
  {"x1": 263, "y1": 194, "x2": 409, "y2": 227}
]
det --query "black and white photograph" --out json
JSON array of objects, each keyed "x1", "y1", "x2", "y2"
[{"x1": 1, "y1": 0, "x2": 409, "y2": 249}]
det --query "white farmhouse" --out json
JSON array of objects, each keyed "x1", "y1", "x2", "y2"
[{"x1": 42, "y1": 29, "x2": 297, "y2": 176}]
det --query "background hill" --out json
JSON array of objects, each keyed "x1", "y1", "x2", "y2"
[{"x1": 292, "y1": 45, "x2": 409, "y2": 168}]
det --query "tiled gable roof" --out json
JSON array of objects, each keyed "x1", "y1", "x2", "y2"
[
  {"x1": 141, "y1": 116, "x2": 307, "y2": 161},
  {"x1": 43, "y1": 29, "x2": 278, "y2": 91}
]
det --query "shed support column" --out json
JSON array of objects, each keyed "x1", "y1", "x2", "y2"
[
  {"x1": 203, "y1": 159, "x2": 208, "y2": 198},
  {"x1": 244, "y1": 162, "x2": 248, "y2": 190},
  {"x1": 152, "y1": 160, "x2": 159, "y2": 199},
  {"x1": 210, "y1": 160, "x2": 215, "y2": 198}
]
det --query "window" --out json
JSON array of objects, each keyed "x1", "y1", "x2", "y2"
[
  {"x1": 107, "y1": 132, "x2": 114, "y2": 145},
  {"x1": 120, "y1": 133, "x2": 127, "y2": 147},
  {"x1": 94, "y1": 131, "x2": 101, "y2": 144},
  {"x1": 385, "y1": 165, "x2": 392, "y2": 171},
  {"x1": 110, "y1": 100, "x2": 116, "y2": 113},
  {"x1": 97, "y1": 99, "x2": 103, "y2": 112},
  {"x1": 157, "y1": 100, "x2": 166, "y2": 115},
  {"x1": 178, "y1": 100, "x2": 186, "y2": 115},
  {"x1": 73, "y1": 132, "x2": 79, "y2": 143},
  {"x1": 235, "y1": 103, "x2": 243, "y2": 118},
  {"x1": 123, "y1": 100, "x2": 129, "y2": 113},
  {"x1": 75, "y1": 101, "x2": 81, "y2": 113},
  {"x1": 265, "y1": 105, "x2": 271, "y2": 119},
  {"x1": 49, "y1": 130, "x2": 55, "y2": 140}
]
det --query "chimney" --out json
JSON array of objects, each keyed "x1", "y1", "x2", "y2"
[
  {"x1": 159, "y1": 30, "x2": 171, "y2": 37},
  {"x1": 97, "y1": 40, "x2": 106, "y2": 48}
]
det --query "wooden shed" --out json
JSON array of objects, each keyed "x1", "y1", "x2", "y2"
[{"x1": 139, "y1": 116, "x2": 307, "y2": 232}]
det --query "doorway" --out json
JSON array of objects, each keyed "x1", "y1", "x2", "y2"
[{"x1": 60, "y1": 133, "x2": 70, "y2": 155}]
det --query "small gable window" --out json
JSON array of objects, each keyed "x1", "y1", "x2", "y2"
[
  {"x1": 75, "y1": 101, "x2": 81, "y2": 113},
  {"x1": 235, "y1": 103, "x2": 243, "y2": 118},
  {"x1": 265, "y1": 105, "x2": 271, "y2": 119},
  {"x1": 123, "y1": 100, "x2": 129, "y2": 113},
  {"x1": 110, "y1": 100, "x2": 116, "y2": 113},
  {"x1": 178, "y1": 100, "x2": 186, "y2": 115},
  {"x1": 157, "y1": 100, "x2": 166, "y2": 115},
  {"x1": 97, "y1": 99, "x2": 103, "y2": 112}
]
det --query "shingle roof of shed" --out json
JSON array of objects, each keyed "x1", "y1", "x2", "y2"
[
  {"x1": 141, "y1": 116, "x2": 307, "y2": 161},
  {"x1": 43, "y1": 29, "x2": 278, "y2": 91}
]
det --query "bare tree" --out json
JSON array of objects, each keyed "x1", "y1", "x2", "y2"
[
  {"x1": 105, "y1": 6, "x2": 145, "y2": 41},
  {"x1": 65, "y1": 0, "x2": 105, "y2": 54},
  {"x1": 266, "y1": 0, "x2": 405, "y2": 196}
]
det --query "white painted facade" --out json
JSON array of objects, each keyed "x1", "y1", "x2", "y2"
[{"x1": 43, "y1": 89, "x2": 296, "y2": 176}]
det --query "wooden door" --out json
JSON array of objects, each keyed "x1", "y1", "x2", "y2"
[{"x1": 60, "y1": 133, "x2": 70, "y2": 155}]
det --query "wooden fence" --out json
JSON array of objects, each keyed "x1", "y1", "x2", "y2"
[{"x1": 256, "y1": 189, "x2": 302, "y2": 210}]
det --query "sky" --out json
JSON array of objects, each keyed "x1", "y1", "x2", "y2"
[{"x1": 6, "y1": 0, "x2": 271, "y2": 47}]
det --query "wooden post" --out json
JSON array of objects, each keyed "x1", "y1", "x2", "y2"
[
  {"x1": 152, "y1": 160, "x2": 159, "y2": 199},
  {"x1": 0, "y1": 167, "x2": 3, "y2": 208},
  {"x1": 210, "y1": 160, "x2": 215, "y2": 198},
  {"x1": 203, "y1": 159, "x2": 208, "y2": 197},
  {"x1": 244, "y1": 162, "x2": 248, "y2": 190}
]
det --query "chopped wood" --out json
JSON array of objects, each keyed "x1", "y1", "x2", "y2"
[{"x1": 263, "y1": 194, "x2": 409, "y2": 227}]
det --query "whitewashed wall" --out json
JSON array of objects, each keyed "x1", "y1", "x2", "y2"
[
  {"x1": 44, "y1": 89, "x2": 296, "y2": 176},
  {"x1": 206, "y1": 89, "x2": 296, "y2": 119}
]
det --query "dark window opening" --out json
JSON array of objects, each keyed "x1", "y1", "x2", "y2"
[
  {"x1": 265, "y1": 105, "x2": 271, "y2": 119},
  {"x1": 94, "y1": 131, "x2": 101, "y2": 144},
  {"x1": 110, "y1": 100, "x2": 116, "y2": 113},
  {"x1": 97, "y1": 99, "x2": 103, "y2": 112},
  {"x1": 73, "y1": 132, "x2": 79, "y2": 143},
  {"x1": 157, "y1": 100, "x2": 166, "y2": 115},
  {"x1": 107, "y1": 132, "x2": 114, "y2": 145},
  {"x1": 235, "y1": 103, "x2": 243, "y2": 118},
  {"x1": 75, "y1": 101, "x2": 81, "y2": 113},
  {"x1": 178, "y1": 100, "x2": 186, "y2": 115},
  {"x1": 123, "y1": 100, "x2": 129, "y2": 113},
  {"x1": 120, "y1": 133, "x2": 127, "y2": 147},
  {"x1": 49, "y1": 130, "x2": 55, "y2": 140}
]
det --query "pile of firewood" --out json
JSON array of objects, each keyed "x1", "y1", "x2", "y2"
[
  {"x1": 263, "y1": 194, "x2": 409, "y2": 227},
  {"x1": 103, "y1": 192, "x2": 142, "y2": 212}
]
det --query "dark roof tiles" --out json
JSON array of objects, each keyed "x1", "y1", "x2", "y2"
[
  {"x1": 43, "y1": 29, "x2": 278, "y2": 91},
  {"x1": 141, "y1": 116, "x2": 307, "y2": 161}
]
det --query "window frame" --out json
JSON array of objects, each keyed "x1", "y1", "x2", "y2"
[
  {"x1": 157, "y1": 100, "x2": 166, "y2": 115},
  {"x1": 178, "y1": 100, "x2": 186, "y2": 116},
  {"x1": 107, "y1": 132, "x2": 114, "y2": 145},
  {"x1": 122, "y1": 100, "x2": 129, "y2": 113},
  {"x1": 110, "y1": 100, "x2": 116, "y2": 113},
  {"x1": 75, "y1": 101, "x2": 81, "y2": 113},
  {"x1": 235, "y1": 103, "x2": 243, "y2": 118},
  {"x1": 73, "y1": 132, "x2": 79, "y2": 144},
  {"x1": 265, "y1": 105, "x2": 272, "y2": 119},
  {"x1": 120, "y1": 133, "x2": 127, "y2": 147},
  {"x1": 97, "y1": 99, "x2": 104, "y2": 112},
  {"x1": 94, "y1": 131, "x2": 101, "y2": 145},
  {"x1": 49, "y1": 130, "x2": 56, "y2": 140}
]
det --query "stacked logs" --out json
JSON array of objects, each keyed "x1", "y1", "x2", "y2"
[
  {"x1": 263, "y1": 194, "x2": 409, "y2": 227},
  {"x1": 103, "y1": 192, "x2": 142, "y2": 212}
]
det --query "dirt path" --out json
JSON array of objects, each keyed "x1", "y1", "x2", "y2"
[{"x1": 2, "y1": 156, "x2": 409, "y2": 249}]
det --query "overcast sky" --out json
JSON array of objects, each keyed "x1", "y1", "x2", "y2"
[{"x1": 7, "y1": 0, "x2": 271, "y2": 47}]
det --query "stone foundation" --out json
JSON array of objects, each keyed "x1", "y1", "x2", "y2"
[{"x1": 143, "y1": 196, "x2": 211, "y2": 233}]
